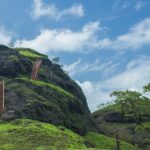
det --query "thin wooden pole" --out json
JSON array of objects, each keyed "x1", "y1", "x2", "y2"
[{"x1": 0, "y1": 81, "x2": 4, "y2": 113}]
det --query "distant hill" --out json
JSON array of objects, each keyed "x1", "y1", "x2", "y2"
[{"x1": 93, "y1": 101, "x2": 150, "y2": 150}]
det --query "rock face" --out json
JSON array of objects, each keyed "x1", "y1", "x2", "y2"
[
  {"x1": 0, "y1": 45, "x2": 32, "y2": 77},
  {"x1": 0, "y1": 45, "x2": 96, "y2": 135}
]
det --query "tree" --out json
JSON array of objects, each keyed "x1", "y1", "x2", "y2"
[
  {"x1": 52, "y1": 57, "x2": 60, "y2": 64},
  {"x1": 143, "y1": 83, "x2": 150, "y2": 92},
  {"x1": 98, "y1": 103, "x2": 105, "y2": 109},
  {"x1": 110, "y1": 90, "x2": 147, "y2": 125},
  {"x1": 114, "y1": 128, "x2": 124, "y2": 150},
  {"x1": 9, "y1": 42, "x2": 14, "y2": 48},
  {"x1": 97, "y1": 101, "x2": 114, "y2": 109}
]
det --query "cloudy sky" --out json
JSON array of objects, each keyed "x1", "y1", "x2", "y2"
[{"x1": 0, "y1": 0, "x2": 150, "y2": 111}]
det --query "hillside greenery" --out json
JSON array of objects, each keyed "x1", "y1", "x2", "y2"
[
  {"x1": 93, "y1": 86, "x2": 150, "y2": 150},
  {"x1": 0, "y1": 119, "x2": 138, "y2": 150},
  {"x1": 15, "y1": 48, "x2": 48, "y2": 59},
  {"x1": 16, "y1": 77, "x2": 75, "y2": 98}
]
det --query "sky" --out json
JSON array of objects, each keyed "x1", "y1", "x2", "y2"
[{"x1": 0, "y1": 0, "x2": 150, "y2": 112}]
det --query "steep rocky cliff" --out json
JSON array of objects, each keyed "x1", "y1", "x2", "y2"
[{"x1": 0, "y1": 45, "x2": 96, "y2": 135}]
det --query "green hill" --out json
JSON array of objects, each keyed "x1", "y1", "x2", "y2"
[
  {"x1": 93, "y1": 101, "x2": 150, "y2": 150},
  {"x1": 0, "y1": 45, "x2": 97, "y2": 135},
  {"x1": 0, "y1": 119, "x2": 138, "y2": 150}
]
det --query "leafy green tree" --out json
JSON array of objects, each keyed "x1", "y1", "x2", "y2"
[
  {"x1": 143, "y1": 83, "x2": 150, "y2": 92},
  {"x1": 110, "y1": 90, "x2": 148, "y2": 125}
]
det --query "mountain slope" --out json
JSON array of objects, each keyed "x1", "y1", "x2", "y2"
[
  {"x1": 0, "y1": 119, "x2": 138, "y2": 150},
  {"x1": 0, "y1": 45, "x2": 96, "y2": 135},
  {"x1": 0, "y1": 119, "x2": 86, "y2": 150}
]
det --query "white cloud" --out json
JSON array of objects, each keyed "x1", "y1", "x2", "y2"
[
  {"x1": 134, "y1": 1, "x2": 146, "y2": 11},
  {"x1": 64, "y1": 59, "x2": 82, "y2": 76},
  {"x1": 15, "y1": 21, "x2": 110, "y2": 53},
  {"x1": 14, "y1": 18, "x2": 150, "y2": 53},
  {"x1": 122, "y1": 1, "x2": 130, "y2": 10},
  {"x1": 64, "y1": 59, "x2": 117, "y2": 76},
  {"x1": 77, "y1": 57, "x2": 150, "y2": 112},
  {"x1": 0, "y1": 26, "x2": 12, "y2": 45},
  {"x1": 113, "y1": 1, "x2": 131, "y2": 11},
  {"x1": 76, "y1": 80, "x2": 111, "y2": 112},
  {"x1": 104, "y1": 57, "x2": 150, "y2": 91},
  {"x1": 112, "y1": 18, "x2": 150, "y2": 50},
  {"x1": 113, "y1": 0, "x2": 146, "y2": 11},
  {"x1": 105, "y1": 15, "x2": 120, "y2": 21},
  {"x1": 31, "y1": 0, "x2": 84, "y2": 20}
]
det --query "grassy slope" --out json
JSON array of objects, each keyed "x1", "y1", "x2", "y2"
[
  {"x1": 16, "y1": 77, "x2": 74, "y2": 98},
  {"x1": 0, "y1": 119, "x2": 138, "y2": 150},
  {"x1": 0, "y1": 119, "x2": 86, "y2": 150},
  {"x1": 15, "y1": 48, "x2": 48, "y2": 59},
  {"x1": 85, "y1": 132, "x2": 138, "y2": 150}
]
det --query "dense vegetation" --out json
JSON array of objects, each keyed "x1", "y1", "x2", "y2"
[
  {"x1": 0, "y1": 119, "x2": 86, "y2": 150},
  {"x1": 93, "y1": 85, "x2": 150, "y2": 150}
]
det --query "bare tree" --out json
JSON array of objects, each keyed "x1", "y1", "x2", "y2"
[
  {"x1": 9, "y1": 42, "x2": 14, "y2": 48},
  {"x1": 52, "y1": 57, "x2": 60, "y2": 64},
  {"x1": 114, "y1": 128, "x2": 125, "y2": 150}
]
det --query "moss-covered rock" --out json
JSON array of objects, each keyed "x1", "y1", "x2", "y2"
[{"x1": 0, "y1": 45, "x2": 96, "y2": 135}]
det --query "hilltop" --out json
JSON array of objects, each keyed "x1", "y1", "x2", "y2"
[{"x1": 0, "y1": 45, "x2": 98, "y2": 135}]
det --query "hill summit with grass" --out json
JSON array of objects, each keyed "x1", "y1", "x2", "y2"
[{"x1": 0, "y1": 45, "x2": 97, "y2": 135}]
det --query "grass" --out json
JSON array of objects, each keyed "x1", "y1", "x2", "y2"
[
  {"x1": 8, "y1": 55, "x2": 19, "y2": 62},
  {"x1": 95, "y1": 104, "x2": 120, "y2": 114},
  {"x1": 19, "y1": 51, "x2": 42, "y2": 58},
  {"x1": 91, "y1": 120, "x2": 150, "y2": 150},
  {"x1": 16, "y1": 77, "x2": 74, "y2": 98},
  {"x1": 0, "y1": 119, "x2": 138, "y2": 150},
  {"x1": 135, "y1": 122, "x2": 150, "y2": 132},
  {"x1": 15, "y1": 48, "x2": 48, "y2": 59},
  {"x1": 85, "y1": 132, "x2": 138, "y2": 150},
  {"x1": 0, "y1": 119, "x2": 86, "y2": 150}
]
